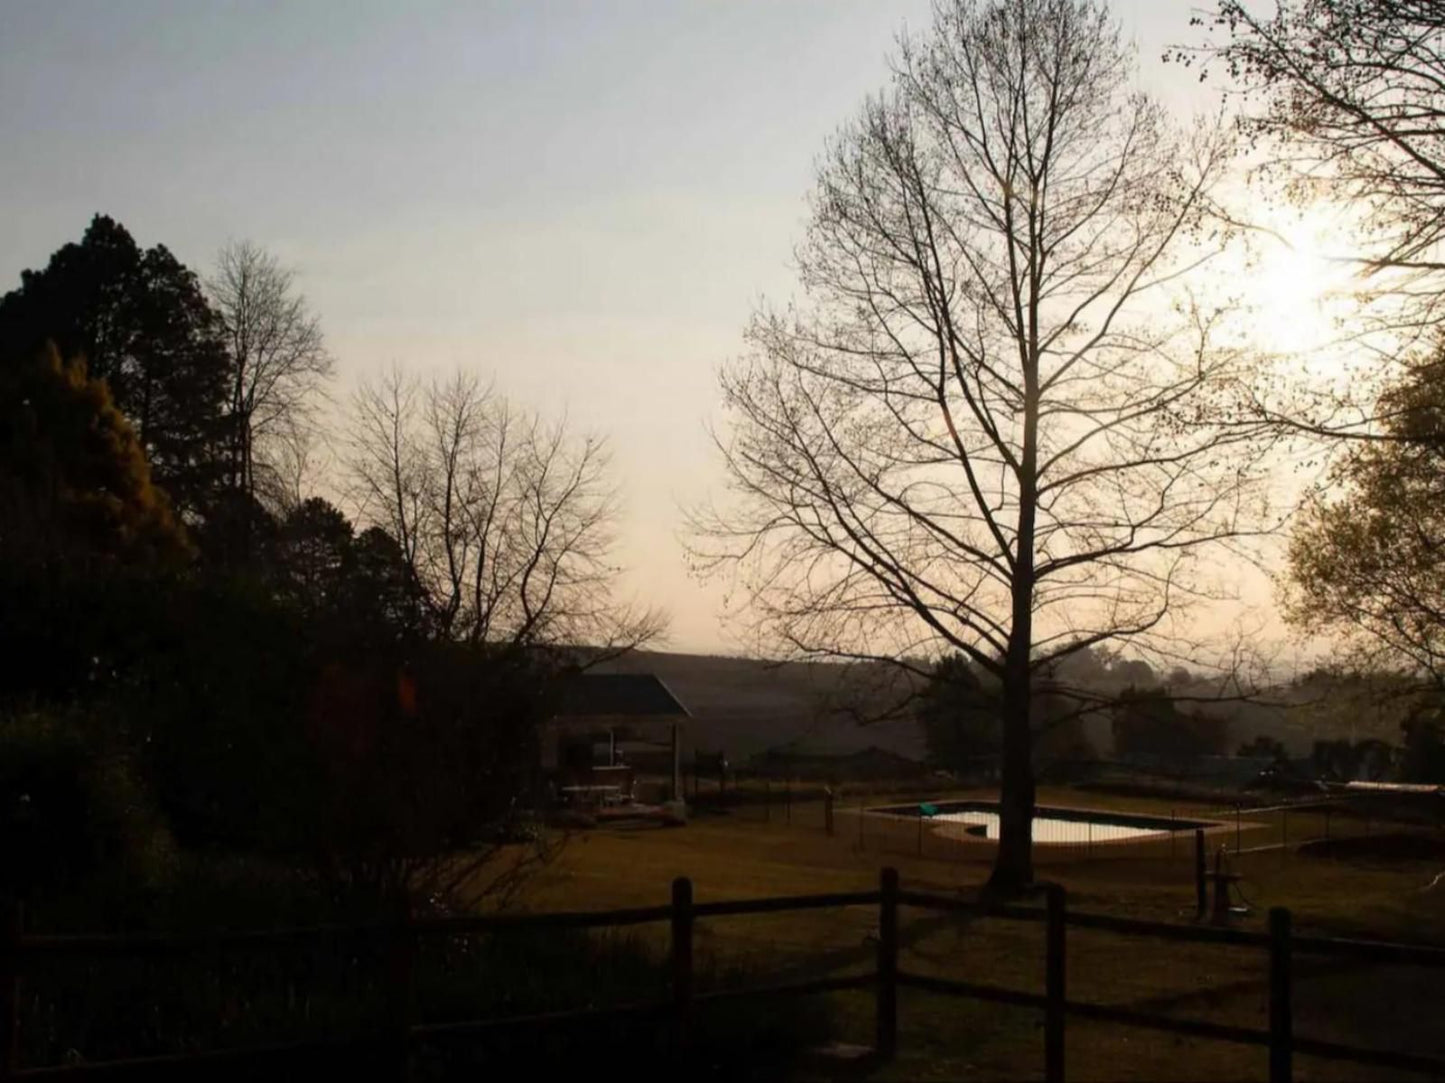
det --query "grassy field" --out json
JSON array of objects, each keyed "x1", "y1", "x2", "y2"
[{"x1": 507, "y1": 787, "x2": 1445, "y2": 1081}]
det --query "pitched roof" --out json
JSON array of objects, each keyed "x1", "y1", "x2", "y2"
[{"x1": 552, "y1": 673, "x2": 692, "y2": 719}]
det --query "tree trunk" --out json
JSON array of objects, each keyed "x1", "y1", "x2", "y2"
[
  {"x1": 990, "y1": 645, "x2": 1035, "y2": 894},
  {"x1": 991, "y1": 282, "x2": 1041, "y2": 896}
]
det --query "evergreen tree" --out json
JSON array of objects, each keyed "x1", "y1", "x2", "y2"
[
  {"x1": 0, "y1": 215, "x2": 230, "y2": 517},
  {"x1": 0, "y1": 343, "x2": 189, "y2": 562}
]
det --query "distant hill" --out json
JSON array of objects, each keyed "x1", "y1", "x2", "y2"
[
  {"x1": 585, "y1": 649, "x2": 1422, "y2": 770},
  {"x1": 588, "y1": 650, "x2": 925, "y2": 764},
  {"x1": 1187, "y1": 673, "x2": 1420, "y2": 756}
]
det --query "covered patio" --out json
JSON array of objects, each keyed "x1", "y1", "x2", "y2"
[{"x1": 542, "y1": 673, "x2": 691, "y2": 808}]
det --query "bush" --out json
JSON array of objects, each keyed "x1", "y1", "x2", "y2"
[
  {"x1": 21, "y1": 921, "x2": 834, "y2": 1077},
  {"x1": 1238, "y1": 736, "x2": 1287, "y2": 762},
  {"x1": 0, "y1": 709, "x2": 170, "y2": 903},
  {"x1": 412, "y1": 929, "x2": 835, "y2": 1078}
]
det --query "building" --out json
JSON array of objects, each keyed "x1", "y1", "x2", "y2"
[{"x1": 541, "y1": 673, "x2": 691, "y2": 806}]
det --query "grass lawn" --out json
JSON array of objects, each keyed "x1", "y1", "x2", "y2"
[{"x1": 501, "y1": 786, "x2": 1445, "y2": 1080}]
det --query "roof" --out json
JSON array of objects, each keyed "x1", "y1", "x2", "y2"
[{"x1": 552, "y1": 673, "x2": 692, "y2": 719}]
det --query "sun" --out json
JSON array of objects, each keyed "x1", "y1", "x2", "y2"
[{"x1": 1243, "y1": 222, "x2": 1360, "y2": 359}]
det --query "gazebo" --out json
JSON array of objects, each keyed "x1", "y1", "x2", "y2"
[{"x1": 542, "y1": 673, "x2": 691, "y2": 805}]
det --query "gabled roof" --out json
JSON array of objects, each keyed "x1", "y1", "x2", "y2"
[{"x1": 552, "y1": 673, "x2": 692, "y2": 719}]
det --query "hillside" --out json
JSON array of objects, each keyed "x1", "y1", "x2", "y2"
[
  {"x1": 589, "y1": 650, "x2": 926, "y2": 764},
  {"x1": 588, "y1": 649, "x2": 1424, "y2": 771}
]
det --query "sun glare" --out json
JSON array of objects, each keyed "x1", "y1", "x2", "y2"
[{"x1": 1243, "y1": 224, "x2": 1359, "y2": 358}]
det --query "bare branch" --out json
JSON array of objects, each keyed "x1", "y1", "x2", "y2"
[
  {"x1": 690, "y1": 0, "x2": 1282, "y2": 891},
  {"x1": 346, "y1": 368, "x2": 666, "y2": 654}
]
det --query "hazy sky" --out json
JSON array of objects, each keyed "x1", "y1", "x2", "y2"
[{"x1": 1, "y1": 1, "x2": 1227, "y2": 653}]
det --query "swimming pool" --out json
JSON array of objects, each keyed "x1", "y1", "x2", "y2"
[{"x1": 869, "y1": 800, "x2": 1211, "y2": 844}]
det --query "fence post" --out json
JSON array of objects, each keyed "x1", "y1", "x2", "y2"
[
  {"x1": 671, "y1": 877, "x2": 694, "y2": 1059},
  {"x1": 1045, "y1": 884, "x2": 1066, "y2": 1083},
  {"x1": 1269, "y1": 907, "x2": 1293, "y2": 1083},
  {"x1": 0, "y1": 900, "x2": 21, "y2": 1082},
  {"x1": 384, "y1": 901, "x2": 415, "y2": 1079},
  {"x1": 876, "y1": 867, "x2": 899, "y2": 1060},
  {"x1": 1194, "y1": 828, "x2": 1207, "y2": 919}
]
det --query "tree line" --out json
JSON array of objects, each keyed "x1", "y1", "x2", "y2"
[
  {"x1": 9, "y1": 0, "x2": 1445, "y2": 907},
  {"x1": 0, "y1": 215, "x2": 658, "y2": 918}
]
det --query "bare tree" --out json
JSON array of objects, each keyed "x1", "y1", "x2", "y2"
[
  {"x1": 1189, "y1": 1, "x2": 1445, "y2": 336},
  {"x1": 691, "y1": 0, "x2": 1280, "y2": 891},
  {"x1": 209, "y1": 240, "x2": 332, "y2": 505},
  {"x1": 256, "y1": 414, "x2": 331, "y2": 516},
  {"x1": 347, "y1": 366, "x2": 665, "y2": 654}
]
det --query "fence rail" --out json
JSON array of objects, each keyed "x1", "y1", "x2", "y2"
[{"x1": 4, "y1": 872, "x2": 1444, "y2": 1081}]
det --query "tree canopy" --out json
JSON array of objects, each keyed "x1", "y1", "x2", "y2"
[
  {"x1": 1287, "y1": 355, "x2": 1445, "y2": 683},
  {"x1": 0, "y1": 215, "x2": 229, "y2": 517},
  {"x1": 0, "y1": 343, "x2": 190, "y2": 563}
]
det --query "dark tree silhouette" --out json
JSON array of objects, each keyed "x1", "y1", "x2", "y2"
[
  {"x1": 917, "y1": 656, "x2": 1001, "y2": 774},
  {"x1": 1112, "y1": 688, "x2": 1229, "y2": 766},
  {"x1": 0, "y1": 216, "x2": 229, "y2": 516},
  {"x1": 917, "y1": 653, "x2": 1097, "y2": 779},
  {"x1": 1238, "y1": 735, "x2": 1287, "y2": 761},
  {"x1": 304, "y1": 642, "x2": 550, "y2": 903},
  {"x1": 0, "y1": 343, "x2": 189, "y2": 562},
  {"x1": 1401, "y1": 706, "x2": 1445, "y2": 782},
  {"x1": 272, "y1": 497, "x2": 355, "y2": 620},
  {"x1": 0, "y1": 343, "x2": 192, "y2": 720}
]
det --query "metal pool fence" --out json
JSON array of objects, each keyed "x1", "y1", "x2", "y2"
[{"x1": 684, "y1": 762, "x2": 1443, "y2": 866}]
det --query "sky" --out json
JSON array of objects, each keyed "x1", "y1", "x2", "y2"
[{"x1": 1, "y1": 2, "x2": 1274, "y2": 655}]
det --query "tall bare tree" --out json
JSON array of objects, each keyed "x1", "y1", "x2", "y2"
[
  {"x1": 692, "y1": 0, "x2": 1279, "y2": 891},
  {"x1": 347, "y1": 366, "x2": 664, "y2": 654},
  {"x1": 209, "y1": 240, "x2": 332, "y2": 505}
]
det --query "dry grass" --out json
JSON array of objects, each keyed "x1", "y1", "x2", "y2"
[{"x1": 501, "y1": 787, "x2": 1445, "y2": 1081}]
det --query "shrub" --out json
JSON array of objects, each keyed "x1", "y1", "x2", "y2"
[
  {"x1": 21, "y1": 921, "x2": 834, "y2": 1076},
  {"x1": 0, "y1": 709, "x2": 170, "y2": 903}
]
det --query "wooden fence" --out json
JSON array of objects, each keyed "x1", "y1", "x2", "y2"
[{"x1": 4, "y1": 870, "x2": 1445, "y2": 1081}]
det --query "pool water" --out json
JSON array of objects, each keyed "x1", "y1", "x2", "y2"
[
  {"x1": 936, "y1": 808, "x2": 1161, "y2": 843},
  {"x1": 872, "y1": 801, "x2": 1209, "y2": 845}
]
